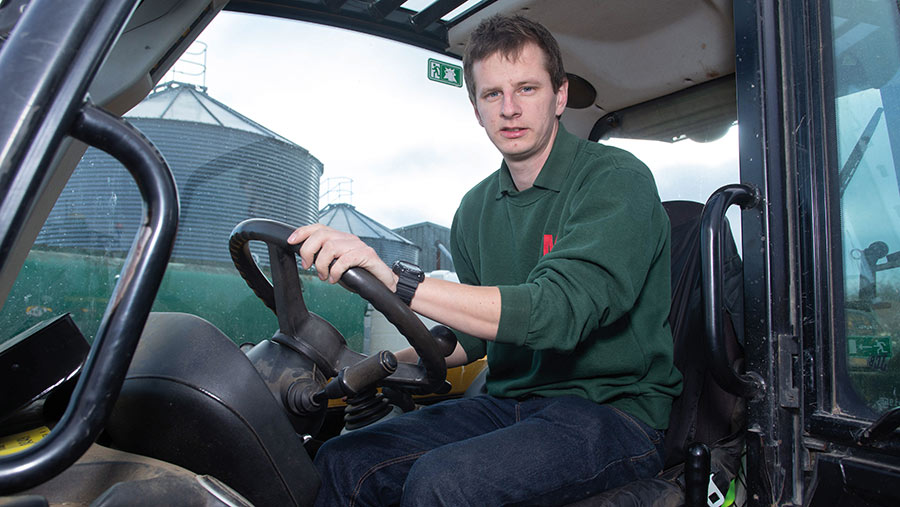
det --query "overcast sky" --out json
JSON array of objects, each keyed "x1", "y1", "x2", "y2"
[{"x1": 177, "y1": 11, "x2": 740, "y2": 232}]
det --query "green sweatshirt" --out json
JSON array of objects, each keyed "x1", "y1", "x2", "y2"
[{"x1": 450, "y1": 125, "x2": 683, "y2": 430}]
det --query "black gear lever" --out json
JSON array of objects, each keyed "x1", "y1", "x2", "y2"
[{"x1": 287, "y1": 351, "x2": 399, "y2": 415}]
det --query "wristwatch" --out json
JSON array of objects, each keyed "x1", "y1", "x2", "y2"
[{"x1": 391, "y1": 260, "x2": 424, "y2": 306}]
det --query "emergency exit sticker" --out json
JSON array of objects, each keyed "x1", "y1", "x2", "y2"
[
  {"x1": 848, "y1": 336, "x2": 892, "y2": 358},
  {"x1": 0, "y1": 426, "x2": 50, "y2": 456},
  {"x1": 428, "y1": 59, "x2": 463, "y2": 87}
]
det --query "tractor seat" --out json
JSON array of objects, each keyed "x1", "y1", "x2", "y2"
[{"x1": 570, "y1": 200, "x2": 746, "y2": 505}]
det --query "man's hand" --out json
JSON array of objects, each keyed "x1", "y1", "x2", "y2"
[
  {"x1": 288, "y1": 224, "x2": 398, "y2": 289},
  {"x1": 290, "y1": 225, "x2": 500, "y2": 344}
]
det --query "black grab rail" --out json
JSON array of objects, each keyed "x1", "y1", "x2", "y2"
[
  {"x1": 701, "y1": 183, "x2": 764, "y2": 398},
  {"x1": 0, "y1": 104, "x2": 179, "y2": 493}
]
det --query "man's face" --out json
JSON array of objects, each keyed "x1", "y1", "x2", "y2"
[{"x1": 471, "y1": 43, "x2": 568, "y2": 167}]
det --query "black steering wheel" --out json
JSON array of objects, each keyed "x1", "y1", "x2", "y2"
[{"x1": 229, "y1": 219, "x2": 448, "y2": 395}]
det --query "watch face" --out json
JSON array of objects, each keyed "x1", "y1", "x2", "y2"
[
  {"x1": 394, "y1": 260, "x2": 424, "y2": 280},
  {"x1": 396, "y1": 260, "x2": 417, "y2": 272}
]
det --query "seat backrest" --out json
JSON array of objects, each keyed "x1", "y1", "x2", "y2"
[{"x1": 661, "y1": 200, "x2": 745, "y2": 468}]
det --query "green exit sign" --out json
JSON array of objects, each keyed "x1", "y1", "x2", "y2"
[
  {"x1": 848, "y1": 335, "x2": 892, "y2": 358},
  {"x1": 428, "y1": 58, "x2": 463, "y2": 87}
]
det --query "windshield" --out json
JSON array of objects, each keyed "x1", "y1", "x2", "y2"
[{"x1": 0, "y1": 12, "x2": 739, "y2": 355}]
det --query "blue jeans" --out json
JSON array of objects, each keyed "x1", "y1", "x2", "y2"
[{"x1": 313, "y1": 395, "x2": 665, "y2": 506}]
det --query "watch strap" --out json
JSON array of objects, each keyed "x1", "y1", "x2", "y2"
[
  {"x1": 394, "y1": 276, "x2": 419, "y2": 306},
  {"x1": 392, "y1": 261, "x2": 423, "y2": 306}
]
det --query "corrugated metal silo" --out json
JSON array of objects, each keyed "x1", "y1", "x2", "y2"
[
  {"x1": 36, "y1": 82, "x2": 323, "y2": 265},
  {"x1": 319, "y1": 203, "x2": 420, "y2": 266}
]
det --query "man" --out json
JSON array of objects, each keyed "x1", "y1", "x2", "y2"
[{"x1": 290, "y1": 14, "x2": 682, "y2": 506}]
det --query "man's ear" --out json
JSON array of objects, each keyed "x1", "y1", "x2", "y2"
[
  {"x1": 555, "y1": 80, "x2": 569, "y2": 117},
  {"x1": 472, "y1": 99, "x2": 484, "y2": 127}
]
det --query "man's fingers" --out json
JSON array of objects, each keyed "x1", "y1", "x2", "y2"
[
  {"x1": 327, "y1": 252, "x2": 355, "y2": 284},
  {"x1": 331, "y1": 246, "x2": 396, "y2": 288},
  {"x1": 296, "y1": 229, "x2": 326, "y2": 270},
  {"x1": 287, "y1": 223, "x2": 320, "y2": 244},
  {"x1": 323, "y1": 242, "x2": 373, "y2": 283},
  {"x1": 285, "y1": 224, "x2": 393, "y2": 287},
  {"x1": 289, "y1": 224, "x2": 322, "y2": 269},
  {"x1": 293, "y1": 225, "x2": 349, "y2": 272}
]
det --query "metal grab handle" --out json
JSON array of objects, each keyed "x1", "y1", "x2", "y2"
[
  {"x1": 701, "y1": 183, "x2": 763, "y2": 398},
  {"x1": 0, "y1": 104, "x2": 179, "y2": 493}
]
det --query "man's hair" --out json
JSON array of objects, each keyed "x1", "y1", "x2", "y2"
[{"x1": 462, "y1": 14, "x2": 566, "y2": 101}]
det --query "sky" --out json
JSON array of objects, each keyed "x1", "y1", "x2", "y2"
[{"x1": 169, "y1": 10, "x2": 741, "y2": 232}]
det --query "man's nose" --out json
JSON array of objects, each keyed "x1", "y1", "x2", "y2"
[{"x1": 500, "y1": 93, "x2": 521, "y2": 118}]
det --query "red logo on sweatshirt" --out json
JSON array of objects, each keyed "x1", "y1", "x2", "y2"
[{"x1": 542, "y1": 234, "x2": 555, "y2": 255}]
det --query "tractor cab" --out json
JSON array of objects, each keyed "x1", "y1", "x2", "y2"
[{"x1": 1, "y1": 0, "x2": 900, "y2": 505}]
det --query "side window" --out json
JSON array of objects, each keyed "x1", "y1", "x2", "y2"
[{"x1": 831, "y1": 0, "x2": 900, "y2": 415}]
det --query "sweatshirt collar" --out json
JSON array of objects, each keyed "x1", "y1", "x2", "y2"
[{"x1": 496, "y1": 123, "x2": 577, "y2": 199}]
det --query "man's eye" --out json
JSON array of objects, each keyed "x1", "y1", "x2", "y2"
[
  {"x1": 521, "y1": 86, "x2": 534, "y2": 93},
  {"x1": 485, "y1": 91, "x2": 500, "y2": 99}
]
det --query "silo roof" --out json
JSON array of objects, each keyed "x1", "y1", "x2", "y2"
[
  {"x1": 319, "y1": 203, "x2": 415, "y2": 245},
  {"x1": 126, "y1": 81, "x2": 294, "y2": 145}
]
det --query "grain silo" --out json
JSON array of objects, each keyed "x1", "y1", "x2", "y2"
[
  {"x1": 36, "y1": 81, "x2": 323, "y2": 265},
  {"x1": 319, "y1": 203, "x2": 420, "y2": 266},
  {"x1": 17, "y1": 81, "x2": 343, "y2": 345}
]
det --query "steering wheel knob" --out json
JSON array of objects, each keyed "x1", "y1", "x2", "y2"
[{"x1": 429, "y1": 325, "x2": 458, "y2": 357}]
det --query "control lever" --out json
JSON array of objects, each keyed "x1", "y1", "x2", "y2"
[
  {"x1": 382, "y1": 325, "x2": 460, "y2": 408},
  {"x1": 292, "y1": 326, "x2": 457, "y2": 417},
  {"x1": 319, "y1": 351, "x2": 398, "y2": 402},
  {"x1": 286, "y1": 351, "x2": 397, "y2": 416},
  {"x1": 419, "y1": 326, "x2": 457, "y2": 395}
]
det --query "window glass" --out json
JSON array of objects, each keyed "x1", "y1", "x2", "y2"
[
  {"x1": 0, "y1": 13, "x2": 492, "y2": 352},
  {"x1": 832, "y1": 0, "x2": 900, "y2": 414},
  {"x1": 0, "y1": 12, "x2": 741, "y2": 355}
]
